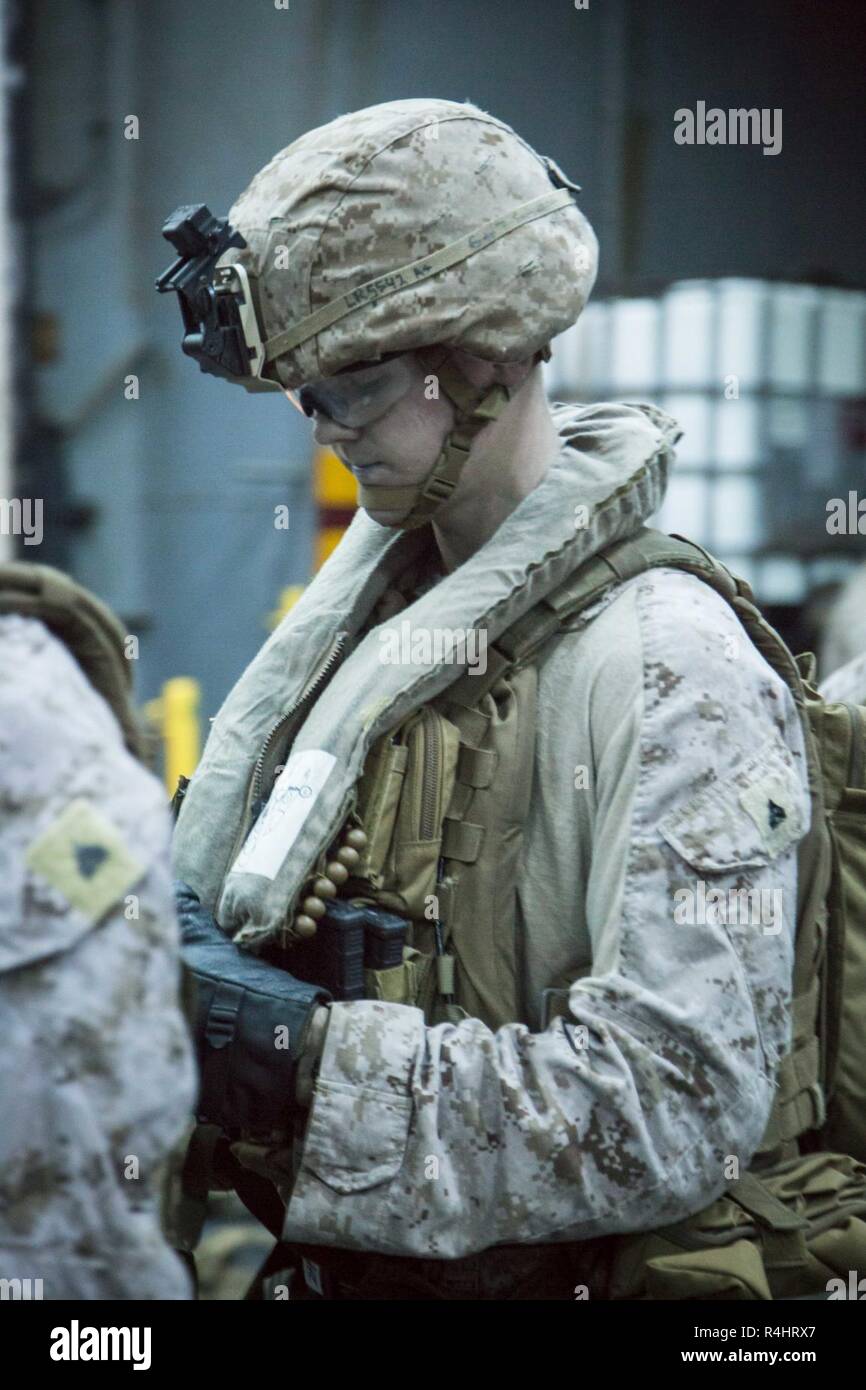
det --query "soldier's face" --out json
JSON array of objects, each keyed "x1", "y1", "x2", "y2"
[{"x1": 290, "y1": 352, "x2": 456, "y2": 526}]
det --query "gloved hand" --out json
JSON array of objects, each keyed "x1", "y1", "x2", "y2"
[{"x1": 174, "y1": 881, "x2": 331, "y2": 1141}]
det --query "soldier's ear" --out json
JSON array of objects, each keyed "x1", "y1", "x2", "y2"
[
  {"x1": 440, "y1": 345, "x2": 536, "y2": 392},
  {"x1": 493, "y1": 357, "x2": 538, "y2": 392}
]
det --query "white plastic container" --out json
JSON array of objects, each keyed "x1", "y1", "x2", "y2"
[{"x1": 547, "y1": 279, "x2": 866, "y2": 603}]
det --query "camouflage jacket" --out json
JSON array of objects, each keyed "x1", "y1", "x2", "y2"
[
  {"x1": 173, "y1": 401, "x2": 810, "y2": 1259},
  {"x1": 0, "y1": 614, "x2": 196, "y2": 1298}
]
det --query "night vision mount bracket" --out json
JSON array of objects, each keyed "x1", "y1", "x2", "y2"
[{"x1": 155, "y1": 203, "x2": 281, "y2": 393}]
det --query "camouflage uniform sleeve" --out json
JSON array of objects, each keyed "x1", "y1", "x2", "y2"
[
  {"x1": 0, "y1": 616, "x2": 197, "y2": 1299},
  {"x1": 283, "y1": 570, "x2": 810, "y2": 1259}
]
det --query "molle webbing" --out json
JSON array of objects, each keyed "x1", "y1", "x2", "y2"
[{"x1": 433, "y1": 661, "x2": 538, "y2": 1028}]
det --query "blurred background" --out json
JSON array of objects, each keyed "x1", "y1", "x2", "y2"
[{"x1": 2, "y1": 0, "x2": 865, "y2": 790}]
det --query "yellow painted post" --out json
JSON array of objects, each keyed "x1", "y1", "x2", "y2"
[
  {"x1": 266, "y1": 583, "x2": 306, "y2": 631},
  {"x1": 161, "y1": 676, "x2": 201, "y2": 795},
  {"x1": 314, "y1": 445, "x2": 357, "y2": 570}
]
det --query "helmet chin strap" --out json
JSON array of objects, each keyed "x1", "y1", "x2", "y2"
[{"x1": 355, "y1": 348, "x2": 523, "y2": 531}]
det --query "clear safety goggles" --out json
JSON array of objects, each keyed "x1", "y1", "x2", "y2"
[{"x1": 285, "y1": 353, "x2": 417, "y2": 429}]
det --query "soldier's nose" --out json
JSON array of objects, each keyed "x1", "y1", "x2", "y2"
[{"x1": 313, "y1": 416, "x2": 361, "y2": 447}]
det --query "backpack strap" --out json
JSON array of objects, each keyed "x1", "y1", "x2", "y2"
[
  {"x1": 807, "y1": 698, "x2": 865, "y2": 1135},
  {"x1": 0, "y1": 561, "x2": 146, "y2": 760},
  {"x1": 442, "y1": 545, "x2": 632, "y2": 708},
  {"x1": 446, "y1": 527, "x2": 741, "y2": 705}
]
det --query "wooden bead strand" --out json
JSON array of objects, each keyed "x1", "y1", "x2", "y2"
[{"x1": 286, "y1": 820, "x2": 369, "y2": 941}]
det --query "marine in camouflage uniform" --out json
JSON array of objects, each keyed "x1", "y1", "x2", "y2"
[
  {"x1": 170, "y1": 100, "x2": 811, "y2": 1296},
  {"x1": 0, "y1": 569, "x2": 196, "y2": 1299}
]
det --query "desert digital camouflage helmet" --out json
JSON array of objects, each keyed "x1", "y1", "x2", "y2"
[{"x1": 156, "y1": 98, "x2": 599, "y2": 528}]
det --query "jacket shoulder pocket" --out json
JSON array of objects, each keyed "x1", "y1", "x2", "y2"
[{"x1": 658, "y1": 741, "x2": 809, "y2": 874}]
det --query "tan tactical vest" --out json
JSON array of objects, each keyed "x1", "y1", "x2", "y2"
[{"x1": 349, "y1": 662, "x2": 539, "y2": 1030}]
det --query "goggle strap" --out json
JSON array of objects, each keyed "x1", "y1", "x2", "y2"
[{"x1": 357, "y1": 369, "x2": 514, "y2": 527}]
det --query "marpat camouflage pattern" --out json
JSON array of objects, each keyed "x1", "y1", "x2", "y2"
[
  {"x1": 280, "y1": 566, "x2": 809, "y2": 1258},
  {"x1": 220, "y1": 98, "x2": 598, "y2": 390},
  {"x1": 0, "y1": 614, "x2": 196, "y2": 1299},
  {"x1": 173, "y1": 397, "x2": 810, "y2": 1261}
]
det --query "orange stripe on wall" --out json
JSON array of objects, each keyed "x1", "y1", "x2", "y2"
[
  {"x1": 315, "y1": 526, "x2": 350, "y2": 570},
  {"x1": 314, "y1": 446, "x2": 358, "y2": 507},
  {"x1": 314, "y1": 446, "x2": 357, "y2": 572}
]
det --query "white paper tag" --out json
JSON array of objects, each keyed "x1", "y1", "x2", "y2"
[{"x1": 231, "y1": 748, "x2": 337, "y2": 881}]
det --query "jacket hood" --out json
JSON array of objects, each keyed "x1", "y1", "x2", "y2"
[{"x1": 172, "y1": 400, "x2": 681, "y2": 943}]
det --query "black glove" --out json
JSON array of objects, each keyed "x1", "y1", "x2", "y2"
[{"x1": 174, "y1": 881, "x2": 331, "y2": 1140}]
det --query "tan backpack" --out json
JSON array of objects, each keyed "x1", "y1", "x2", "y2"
[
  {"x1": 0, "y1": 561, "x2": 146, "y2": 761},
  {"x1": 536, "y1": 527, "x2": 866, "y2": 1299}
]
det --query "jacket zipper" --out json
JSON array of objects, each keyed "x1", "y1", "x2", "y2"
[
  {"x1": 419, "y1": 707, "x2": 442, "y2": 840},
  {"x1": 251, "y1": 632, "x2": 347, "y2": 803}
]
